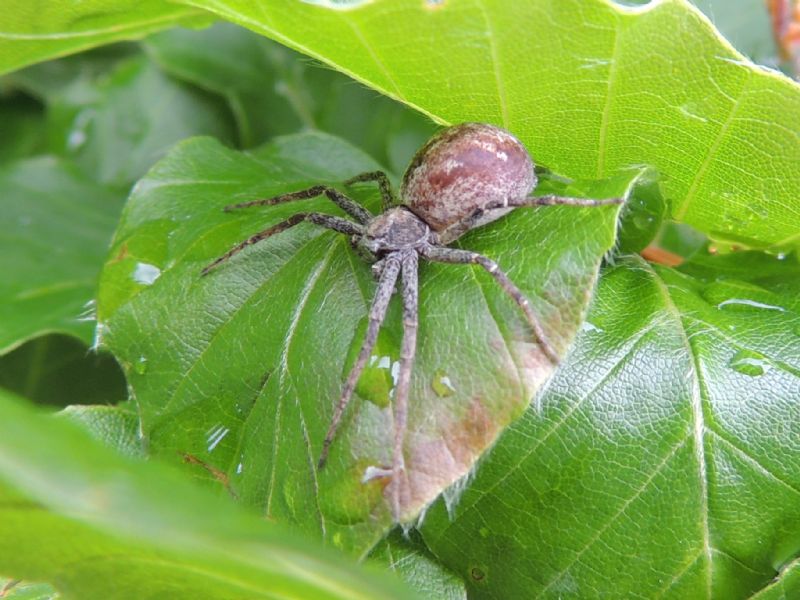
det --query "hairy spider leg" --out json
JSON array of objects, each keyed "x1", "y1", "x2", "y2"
[
  {"x1": 420, "y1": 245, "x2": 560, "y2": 364},
  {"x1": 317, "y1": 256, "x2": 402, "y2": 469},
  {"x1": 436, "y1": 194, "x2": 624, "y2": 244},
  {"x1": 201, "y1": 213, "x2": 362, "y2": 276},
  {"x1": 392, "y1": 250, "x2": 419, "y2": 519},
  {"x1": 224, "y1": 185, "x2": 373, "y2": 225},
  {"x1": 344, "y1": 171, "x2": 397, "y2": 211}
]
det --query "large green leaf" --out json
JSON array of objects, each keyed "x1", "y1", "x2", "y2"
[
  {"x1": 418, "y1": 253, "x2": 800, "y2": 598},
  {"x1": 628, "y1": 0, "x2": 780, "y2": 67},
  {"x1": 0, "y1": 389, "x2": 418, "y2": 599},
  {"x1": 175, "y1": 0, "x2": 800, "y2": 250},
  {"x1": 0, "y1": 157, "x2": 122, "y2": 353},
  {"x1": 95, "y1": 132, "x2": 632, "y2": 551},
  {"x1": 41, "y1": 53, "x2": 236, "y2": 188},
  {"x1": 143, "y1": 22, "x2": 437, "y2": 170},
  {"x1": 0, "y1": 1, "x2": 211, "y2": 76},
  {"x1": 369, "y1": 531, "x2": 466, "y2": 600}
]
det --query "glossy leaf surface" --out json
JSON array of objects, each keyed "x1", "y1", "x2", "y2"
[
  {"x1": 176, "y1": 0, "x2": 800, "y2": 249},
  {"x1": 143, "y1": 22, "x2": 437, "y2": 171},
  {"x1": 0, "y1": 157, "x2": 121, "y2": 353},
  {"x1": 420, "y1": 253, "x2": 800, "y2": 598},
  {"x1": 0, "y1": 1, "x2": 210, "y2": 76}
]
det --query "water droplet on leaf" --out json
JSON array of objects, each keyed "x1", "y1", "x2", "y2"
[
  {"x1": 344, "y1": 318, "x2": 399, "y2": 408},
  {"x1": 132, "y1": 262, "x2": 161, "y2": 285},
  {"x1": 134, "y1": 356, "x2": 148, "y2": 374},
  {"x1": 432, "y1": 370, "x2": 456, "y2": 397},
  {"x1": 728, "y1": 350, "x2": 770, "y2": 377},
  {"x1": 581, "y1": 320, "x2": 604, "y2": 333}
]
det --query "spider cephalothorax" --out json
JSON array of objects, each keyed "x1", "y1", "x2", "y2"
[{"x1": 202, "y1": 123, "x2": 623, "y2": 520}]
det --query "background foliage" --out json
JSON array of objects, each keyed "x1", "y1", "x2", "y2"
[{"x1": 0, "y1": 1, "x2": 798, "y2": 598}]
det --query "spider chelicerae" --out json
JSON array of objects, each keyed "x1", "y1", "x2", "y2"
[{"x1": 202, "y1": 122, "x2": 623, "y2": 519}]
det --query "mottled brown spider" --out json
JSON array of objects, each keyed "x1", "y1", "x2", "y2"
[{"x1": 202, "y1": 123, "x2": 623, "y2": 519}]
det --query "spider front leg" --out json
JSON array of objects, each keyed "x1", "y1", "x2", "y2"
[
  {"x1": 390, "y1": 251, "x2": 419, "y2": 520},
  {"x1": 318, "y1": 255, "x2": 402, "y2": 469},
  {"x1": 344, "y1": 171, "x2": 397, "y2": 211},
  {"x1": 225, "y1": 184, "x2": 373, "y2": 224},
  {"x1": 201, "y1": 213, "x2": 362, "y2": 275},
  {"x1": 436, "y1": 194, "x2": 624, "y2": 244},
  {"x1": 420, "y1": 245, "x2": 559, "y2": 364}
]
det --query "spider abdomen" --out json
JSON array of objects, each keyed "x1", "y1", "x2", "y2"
[{"x1": 400, "y1": 122, "x2": 537, "y2": 235}]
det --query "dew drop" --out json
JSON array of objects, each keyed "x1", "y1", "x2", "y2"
[
  {"x1": 581, "y1": 320, "x2": 604, "y2": 333},
  {"x1": 132, "y1": 262, "x2": 161, "y2": 285},
  {"x1": 134, "y1": 356, "x2": 148, "y2": 374},
  {"x1": 344, "y1": 318, "x2": 399, "y2": 408},
  {"x1": 432, "y1": 370, "x2": 456, "y2": 397},
  {"x1": 67, "y1": 109, "x2": 94, "y2": 151},
  {"x1": 728, "y1": 350, "x2": 770, "y2": 377}
]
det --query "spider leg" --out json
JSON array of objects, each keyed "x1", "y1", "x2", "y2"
[
  {"x1": 224, "y1": 185, "x2": 373, "y2": 224},
  {"x1": 420, "y1": 245, "x2": 559, "y2": 364},
  {"x1": 344, "y1": 171, "x2": 397, "y2": 211},
  {"x1": 391, "y1": 251, "x2": 419, "y2": 520},
  {"x1": 201, "y1": 213, "x2": 362, "y2": 276},
  {"x1": 318, "y1": 255, "x2": 402, "y2": 469},
  {"x1": 488, "y1": 194, "x2": 624, "y2": 210},
  {"x1": 436, "y1": 194, "x2": 624, "y2": 244}
]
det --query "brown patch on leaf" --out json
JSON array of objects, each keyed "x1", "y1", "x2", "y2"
[
  {"x1": 110, "y1": 243, "x2": 129, "y2": 263},
  {"x1": 388, "y1": 397, "x2": 502, "y2": 521},
  {"x1": 181, "y1": 452, "x2": 238, "y2": 499}
]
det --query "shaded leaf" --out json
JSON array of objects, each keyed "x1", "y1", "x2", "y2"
[
  {"x1": 0, "y1": 157, "x2": 122, "y2": 353},
  {"x1": 175, "y1": 0, "x2": 800, "y2": 250},
  {"x1": 369, "y1": 531, "x2": 467, "y2": 600},
  {"x1": 43, "y1": 53, "x2": 236, "y2": 187},
  {"x1": 57, "y1": 404, "x2": 144, "y2": 458},
  {"x1": 0, "y1": 389, "x2": 419, "y2": 600},
  {"x1": 144, "y1": 22, "x2": 437, "y2": 170},
  {"x1": 96, "y1": 132, "x2": 632, "y2": 551},
  {"x1": 0, "y1": 94, "x2": 45, "y2": 165},
  {"x1": 0, "y1": 1, "x2": 211, "y2": 76},
  {"x1": 0, "y1": 334, "x2": 126, "y2": 408},
  {"x1": 419, "y1": 253, "x2": 800, "y2": 598}
]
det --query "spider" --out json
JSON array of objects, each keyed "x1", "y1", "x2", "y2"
[{"x1": 202, "y1": 123, "x2": 623, "y2": 519}]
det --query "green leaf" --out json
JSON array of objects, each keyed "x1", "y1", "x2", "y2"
[
  {"x1": 144, "y1": 22, "x2": 437, "y2": 170},
  {"x1": 57, "y1": 404, "x2": 144, "y2": 458},
  {"x1": 0, "y1": 157, "x2": 122, "y2": 353},
  {"x1": 0, "y1": 1, "x2": 211, "y2": 76},
  {"x1": 626, "y1": 0, "x2": 780, "y2": 67},
  {"x1": 0, "y1": 334, "x2": 126, "y2": 408},
  {"x1": 0, "y1": 389, "x2": 419, "y2": 600},
  {"x1": 43, "y1": 53, "x2": 237, "y2": 187},
  {"x1": 95, "y1": 132, "x2": 633, "y2": 550},
  {"x1": 175, "y1": 0, "x2": 800, "y2": 250},
  {"x1": 369, "y1": 531, "x2": 467, "y2": 600},
  {"x1": 0, "y1": 95, "x2": 45, "y2": 164},
  {"x1": 419, "y1": 253, "x2": 800, "y2": 598}
]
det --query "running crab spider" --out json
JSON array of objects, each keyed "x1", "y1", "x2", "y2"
[{"x1": 202, "y1": 123, "x2": 623, "y2": 520}]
